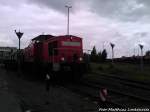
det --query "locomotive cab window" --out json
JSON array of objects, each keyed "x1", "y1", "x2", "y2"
[{"x1": 48, "y1": 41, "x2": 58, "y2": 56}]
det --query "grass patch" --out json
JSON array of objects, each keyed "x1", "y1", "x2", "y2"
[{"x1": 89, "y1": 62, "x2": 150, "y2": 82}]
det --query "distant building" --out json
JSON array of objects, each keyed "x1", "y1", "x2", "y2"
[{"x1": 0, "y1": 47, "x2": 17, "y2": 63}]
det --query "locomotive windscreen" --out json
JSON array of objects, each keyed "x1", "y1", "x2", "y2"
[{"x1": 62, "y1": 41, "x2": 80, "y2": 46}]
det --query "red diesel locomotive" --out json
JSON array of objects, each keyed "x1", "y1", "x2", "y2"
[{"x1": 23, "y1": 34, "x2": 86, "y2": 79}]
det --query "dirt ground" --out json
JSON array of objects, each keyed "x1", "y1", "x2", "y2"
[{"x1": 0, "y1": 68, "x2": 98, "y2": 112}]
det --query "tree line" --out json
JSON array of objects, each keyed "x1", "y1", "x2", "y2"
[
  {"x1": 85, "y1": 46, "x2": 150, "y2": 63},
  {"x1": 84, "y1": 46, "x2": 107, "y2": 63}
]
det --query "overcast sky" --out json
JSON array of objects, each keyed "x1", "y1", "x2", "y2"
[{"x1": 0, "y1": 0, "x2": 150, "y2": 57}]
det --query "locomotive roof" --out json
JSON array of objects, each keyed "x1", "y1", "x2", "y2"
[
  {"x1": 58, "y1": 35, "x2": 82, "y2": 38},
  {"x1": 32, "y1": 35, "x2": 54, "y2": 41}
]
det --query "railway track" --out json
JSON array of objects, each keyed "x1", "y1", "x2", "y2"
[
  {"x1": 92, "y1": 72, "x2": 150, "y2": 90},
  {"x1": 62, "y1": 82, "x2": 124, "y2": 108},
  {"x1": 63, "y1": 81, "x2": 150, "y2": 108},
  {"x1": 82, "y1": 80, "x2": 150, "y2": 107},
  {"x1": 85, "y1": 73, "x2": 150, "y2": 100},
  {"x1": 61, "y1": 73, "x2": 150, "y2": 108}
]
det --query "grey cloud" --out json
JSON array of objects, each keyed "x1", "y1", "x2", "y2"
[
  {"x1": 89, "y1": 0, "x2": 149, "y2": 22},
  {"x1": 0, "y1": 0, "x2": 27, "y2": 7},
  {"x1": 29, "y1": 0, "x2": 74, "y2": 13},
  {"x1": 28, "y1": 0, "x2": 150, "y2": 22},
  {"x1": 137, "y1": 0, "x2": 150, "y2": 6},
  {"x1": 134, "y1": 32, "x2": 148, "y2": 37}
]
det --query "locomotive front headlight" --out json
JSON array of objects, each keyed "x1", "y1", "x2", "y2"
[
  {"x1": 79, "y1": 57, "x2": 83, "y2": 61},
  {"x1": 61, "y1": 57, "x2": 65, "y2": 61}
]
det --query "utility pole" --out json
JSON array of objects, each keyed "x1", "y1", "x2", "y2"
[
  {"x1": 15, "y1": 30, "x2": 23, "y2": 51},
  {"x1": 110, "y1": 43, "x2": 115, "y2": 63},
  {"x1": 139, "y1": 44, "x2": 144, "y2": 71},
  {"x1": 15, "y1": 30, "x2": 23, "y2": 76},
  {"x1": 65, "y1": 5, "x2": 72, "y2": 35}
]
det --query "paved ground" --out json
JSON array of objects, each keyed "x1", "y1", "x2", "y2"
[
  {"x1": 0, "y1": 68, "x2": 98, "y2": 112},
  {"x1": 0, "y1": 73, "x2": 21, "y2": 112}
]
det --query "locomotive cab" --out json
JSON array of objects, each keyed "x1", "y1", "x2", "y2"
[{"x1": 45, "y1": 35, "x2": 85, "y2": 74}]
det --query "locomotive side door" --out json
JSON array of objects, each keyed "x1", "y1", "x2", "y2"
[
  {"x1": 34, "y1": 42, "x2": 43, "y2": 62},
  {"x1": 48, "y1": 41, "x2": 59, "y2": 71}
]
